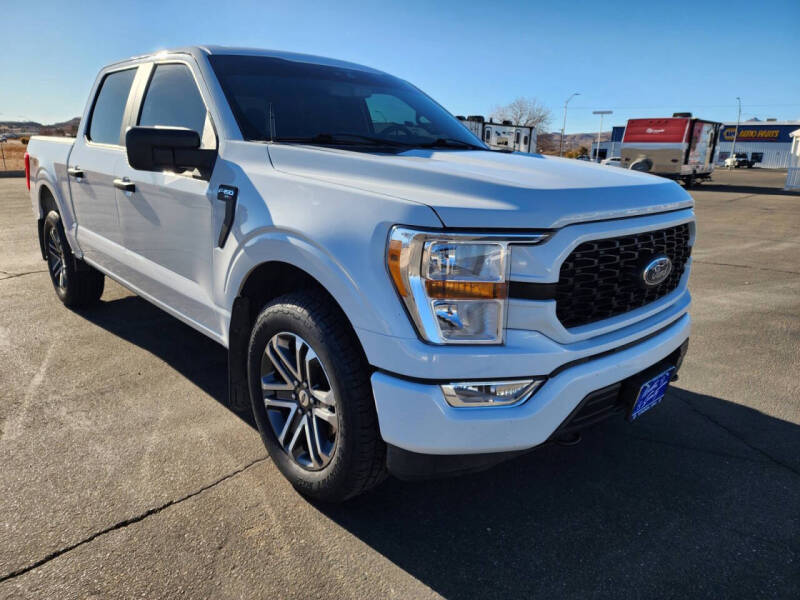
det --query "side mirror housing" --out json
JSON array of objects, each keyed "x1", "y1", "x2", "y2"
[{"x1": 125, "y1": 126, "x2": 216, "y2": 174}]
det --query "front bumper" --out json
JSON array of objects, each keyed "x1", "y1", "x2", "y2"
[{"x1": 371, "y1": 312, "x2": 690, "y2": 456}]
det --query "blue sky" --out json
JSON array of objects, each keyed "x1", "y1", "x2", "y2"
[{"x1": 2, "y1": 0, "x2": 798, "y2": 132}]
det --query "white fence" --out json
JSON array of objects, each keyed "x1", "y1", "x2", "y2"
[
  {"x1": 715, "y1": 142, "x2": 794, "y2": 169},
  {"x1": 785, "y1": 167, "x2": 800, "y2": 191}
]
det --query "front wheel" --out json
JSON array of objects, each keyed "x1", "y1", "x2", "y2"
[
  {"x1": 43, "y1": 210, "x2": 104, "y2": 307},
  {"x1": 247, "y1": 291, "x2": 386, "y2": 502}
]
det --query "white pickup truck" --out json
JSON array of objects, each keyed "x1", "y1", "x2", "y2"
[{"x1": 26, "y1": 46, "x2": 693, "y2": 501}]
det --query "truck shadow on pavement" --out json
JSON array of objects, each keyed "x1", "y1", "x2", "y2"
[
  {"x1": 77, "y1": 294, "x2": 800, "y2": 599},
  {"x1": 77, "y1": 294, "x2": 257, "y2": 429},
  {"x1": 695, "y1": 182, "x2": 794, "y2": 196},
  {"x1": 319, "y1": 393, "x2": 800, "y2": 599}
]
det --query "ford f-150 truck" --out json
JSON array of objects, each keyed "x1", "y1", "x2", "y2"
[{"x1": 26, "y1": 46, "x2": 693, "y2": 501}]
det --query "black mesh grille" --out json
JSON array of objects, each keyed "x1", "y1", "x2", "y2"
[
  {"x1": 555, "y1": 224, "x2": 691, "y2": 329},
  {"x1": 548, "y1": 383, "x2": 624, "y2": 440}
]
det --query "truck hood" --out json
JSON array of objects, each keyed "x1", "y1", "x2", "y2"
[{"x1": 268, "y1": 145, "x2": 693, "y2": 229}]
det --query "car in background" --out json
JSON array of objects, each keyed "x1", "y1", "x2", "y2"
[
  {"x1": 724, "y1": 152, "x2": 752, "y2": 168},
  {"x1": 575, "y1": 154, "x2": 591, "y2": 161},
  {"x1": 601, "y1": 156, "x2": 622, "y2": 167}
]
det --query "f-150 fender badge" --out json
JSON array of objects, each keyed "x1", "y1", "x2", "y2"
[{"x1": 216, "y1": 185, "x2": 238, "y2": 248}]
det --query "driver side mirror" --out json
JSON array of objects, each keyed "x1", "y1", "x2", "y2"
[{"x1": 125, "y1": 126, "x2": 216, "y2": 174}]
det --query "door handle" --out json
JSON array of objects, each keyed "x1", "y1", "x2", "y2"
[
  {"x1": 113, "y1": 178, "x2": 135, "y2": 193},
  {"x1": 67, "y1": 167, "x2": 84, "y2": 178}
]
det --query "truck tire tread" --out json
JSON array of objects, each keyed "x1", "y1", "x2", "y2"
[
  {"x1": 43, "y1": 208, "x2": 105, "y2": 308},
  {"x1": 248, "y1": 291, "x2": 387, "y2": 502}
]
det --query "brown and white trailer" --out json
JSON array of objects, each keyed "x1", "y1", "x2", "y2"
[{"x1": 621, "y1": 115, "x2": 720, "y2": 187}]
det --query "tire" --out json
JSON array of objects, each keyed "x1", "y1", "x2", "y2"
[
  {"x1": 43, "y1": 210, "x2": 105, "y2": 308},
  {"x1": 247, "y1": 291, "x2": 387, "y2": 502}
]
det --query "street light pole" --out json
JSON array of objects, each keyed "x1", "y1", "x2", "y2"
[
  {"x1": 592, "y1": 110, "x2": 613, "y2": 162},
  {"x1": 559, "y1": 92, "x2": 580, "y2": 157},
  {"x1": 730, "y1": 97, "x2": 742, "y2": 167}
]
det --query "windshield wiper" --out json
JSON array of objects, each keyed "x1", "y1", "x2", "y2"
[
  {"x1": 417, "y1": 138, "x2": 486, "y2": 150},
  {"x1": 275, "y1": 133, "x2": 412, "y2": 147}
]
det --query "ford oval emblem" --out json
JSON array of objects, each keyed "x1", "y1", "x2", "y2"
[{"x1": 642, "y1": 255, "x2": 672, "y2": 286}]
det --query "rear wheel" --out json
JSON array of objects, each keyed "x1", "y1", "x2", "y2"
[
  {"x1": 247, "y1": 291, "x2": 386, "y2": 502},
  {"x1": 43, "y1": 210, "x2": 104, "y2": 307}
]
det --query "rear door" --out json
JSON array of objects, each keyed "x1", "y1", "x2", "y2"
[
  {"x1": 69, "y1": 66, "x2": 138, "y2": 265},
  {"x1": 687, "y1": 121, "x2": 717, "y2": 169},
  {"x1": 113, "y1": 60, "x2": 221, "y2": 337}
]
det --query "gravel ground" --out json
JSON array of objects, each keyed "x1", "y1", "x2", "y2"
[{"x1": 0, "y1": 169, "x2": 798, "y2": 599}]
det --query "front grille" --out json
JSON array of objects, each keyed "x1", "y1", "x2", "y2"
[
  {"x1": 548, "y1": 383, "x2": 624, "y2": 440},
  {"x1": 555, "y1": 224, "x2": 691, "y2": 329}
]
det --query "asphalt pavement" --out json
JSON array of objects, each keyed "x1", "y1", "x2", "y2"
[{"x1": 0, "y1": 168, "x2": 798, "y2": 599}]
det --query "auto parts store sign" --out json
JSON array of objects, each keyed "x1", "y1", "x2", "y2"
[{"x1": 720, "y1": 125, "x2": 796, "y2": 143}]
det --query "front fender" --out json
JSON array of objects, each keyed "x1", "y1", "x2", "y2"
[{"x1": 222, "y1": 226, "x2": 408, "y2": 339}]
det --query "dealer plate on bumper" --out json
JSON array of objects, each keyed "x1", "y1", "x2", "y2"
[{"x1": 629, "y1": 366, "x2": 675, "y2": 421}]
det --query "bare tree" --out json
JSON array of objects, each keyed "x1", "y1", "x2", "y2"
[{"x1": 491, "y1": 97, "x2": 553, "y2": 133}]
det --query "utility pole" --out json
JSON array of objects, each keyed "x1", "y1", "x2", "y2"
[
  {"x1": 559, "y1": 92, "x2": 580, "y2": 157},
  {"x1": 592, "y1": 110, "x2": 612, "y2": 162},
  {"x1": 730, "y1": 96, "x2": 742, "y2": 167}
]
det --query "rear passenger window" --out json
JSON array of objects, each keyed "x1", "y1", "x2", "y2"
[
  {"x1": 88, "y1": 68, "x2": 137, "y2": 145},
  {"x1": 139, "y1": 64, "x2": 208, "y2": 138}
]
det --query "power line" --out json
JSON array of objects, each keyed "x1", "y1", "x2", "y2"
[{"x1": 569, "y1": 103, "x2": 800, "y2": 110}]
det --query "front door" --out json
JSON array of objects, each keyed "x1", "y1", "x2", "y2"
[{"x1": 114, "y1": 61, "x2": 221, "y2": 337}]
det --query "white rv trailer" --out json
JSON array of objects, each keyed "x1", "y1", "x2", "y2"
[{"x1": 457, "y1": 116, "x2": 537, "y2": 153}]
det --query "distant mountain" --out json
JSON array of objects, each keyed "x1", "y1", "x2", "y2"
[
  {"x1": 1, "y1": 118, "x2": 612, "y2": 150},
  {"x1": 0, "y1": 117, "x2": 81, "y2": 136}
]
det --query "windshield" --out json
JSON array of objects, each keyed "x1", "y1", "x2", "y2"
[{"x1": 209, "y1": 55, "x2": 486, "y2": 151}]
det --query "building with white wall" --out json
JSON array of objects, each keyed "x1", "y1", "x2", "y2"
[
  {"x1": 591, "y1": 126, "x2": 625, "y2": 161},
  {"x1": 714, "y1": 120, "x2": 800, "y2": 168},
  {"x1": 786, "y1": 129, "x2": 800, "y2": 190}
]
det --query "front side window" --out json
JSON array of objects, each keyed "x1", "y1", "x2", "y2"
[
  {"x1": 139, "y1": 64, "x2": 209, "y2": 140},
  {"x1": 209, "y1": 55, "x2": 485, "y2": 151},
  {"x1": 484, "y1": 128, "x2": 492, "y2": 141},
  {"x1": 88, "y1": 68, "x2": 137, "y2": 145}
]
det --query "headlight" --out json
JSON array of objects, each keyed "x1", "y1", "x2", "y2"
[{"x1": 387, "y1": 227, "x2": 549, "y2": 344}]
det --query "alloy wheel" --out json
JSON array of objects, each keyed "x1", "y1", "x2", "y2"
[
  {"x1": 46, "y1": 223, "x2": 68, "y2": 290},
  {"x1": 260, "y1": 332, "x2": 339, "y2": 470}
]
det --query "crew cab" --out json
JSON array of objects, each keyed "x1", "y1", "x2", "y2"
[{"x1": 25, "y1": 46, "x2": 693, "y2": 501}]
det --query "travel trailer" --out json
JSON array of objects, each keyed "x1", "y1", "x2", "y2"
[
  {"x1": 621, "y1": 114, "x2": 720, "y2": 186},
  {"x1": 458, "y1": 116, "x2": 536, "y2": 153}
]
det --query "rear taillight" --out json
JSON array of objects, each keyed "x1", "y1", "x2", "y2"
[{"x1": 24, "y1": 152, "x2": 31, "y2": 190}]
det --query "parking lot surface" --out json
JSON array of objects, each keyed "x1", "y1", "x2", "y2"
[{"x1": 1, "y1": 169, "x2": 798, "y2": 599}]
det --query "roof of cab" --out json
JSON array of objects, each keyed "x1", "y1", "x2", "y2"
[{"x1": 108, "y1": 45, "x2": 385, "y2": 74}]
